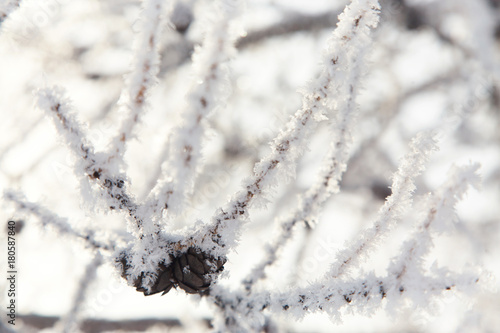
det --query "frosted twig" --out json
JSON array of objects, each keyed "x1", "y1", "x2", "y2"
[
  {"x1": 242, "y1": 21, "x2": 374, "y2": 290},
  {"x1": 212, "y1": 3, "x2": 382, "y2": 326},
  {"x1": 147, "y1": 0, "x2": 240, "y2": 217},
  {"x1": 58, "y1": 253, "x2": 103, "y2": 333},
  {"x1": 196, "y1": 0, "x2": 381, "y2": 256},
  {"x1": 329, "y1": 131, "x2": 439, "y2": 278},
  {"x1": 4, "y1": 191, "x2": 116, "y2": 251},
  {"x1": 36, "y1": 87, "x2": 95, "y2": 170},
  {"x1": 271, "y1": 272, "x2": 478, "y2": 317},
  {"x1": 242, "y1": 138, "x2": 357, "y2": 290},
  {"x1": 389, "y1": 163, "x2": 481, "y2": 282},
  {"x1": 118, "y1": 0, "x2": 382, "y2": 295},
  {"x1": 35, "y1": 87, "x2": 147, "y2": 236},
  {"x1": 111, "y1": 0, "x2": 169, "y2": 162},
  {"x1": 211, "y1": 270, "x2": 479, "y2": 326},
  {"x1": 0, "y1": 0, "x2": 21, "y2": 28},
  {"x1": 122, "y1": 0, "x2": 243, "y2": 283},
  {"x1": 0, "y1": 0, "x2": 493, "y2": 330}
]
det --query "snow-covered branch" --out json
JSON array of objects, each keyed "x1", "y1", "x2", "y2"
[
  {"x1": 196, "y1": 0, "x2": 381, "y2": 257},
  {"x1": 35, "y1": 87, "x2": 145, "y2": 233},
  {"x1": 211, "y1": 269, "x2": 480, "y2": 331},
  {"x1": 242, "y1": 2, "x2": 379, "y2": 289},
  {"x1": 4, "y1": 191, "x2": 115, "y2": 251},
  {"x1": 111, "y1": 0, "x2": 170, "y2": 162},
  {"x1": 329, "y1": 131, "x2": 438, "y2": 278},
  {"x1": 2, "y1": 0, "x2": 496, "y2": 331},
  {"x1": 389, "y1": 163, "x2": 481, "y2": 282},
  {"x1": 146, "y1": 0, "x2": 241, "y2": 217}
]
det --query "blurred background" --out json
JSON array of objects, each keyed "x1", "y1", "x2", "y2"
[{"x1": 1, "y1": 0, "x2": 500, "y2": 331}]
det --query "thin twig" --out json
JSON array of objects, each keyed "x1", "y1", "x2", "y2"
[
  {"x1": 146, "y1": 0, "x2": 240, "y2": 218},
  {"x1": 329, "y1": 131, "x2": 438, "y2": 278},
  {"x1": 4, "y1": 191, "x2": 116, "y2": 251},
  {"x1": 196, "y1": 0, "x2": 381, "y2": 258},
  {"x1": 111, "y1": 0, "x2": 169, "y2": 162}
]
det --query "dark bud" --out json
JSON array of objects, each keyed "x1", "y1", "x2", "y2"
[{"x1": 120, "y1": 247, "x2": 226, "y2": 296}]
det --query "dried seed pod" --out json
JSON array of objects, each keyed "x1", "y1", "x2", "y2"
[{"x1": 119, "y1": 247, "x2": 226, "y2": 296}]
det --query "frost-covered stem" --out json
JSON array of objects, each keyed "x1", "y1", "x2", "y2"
[
  {"x1": 36, "y1": 87, "x2": 93, "y2": 167},
  {"x1": 242, "y1": 57, "x2": 366, "y2": 290},
  {"x1": 59, "y1": 253, "x2": 103, "y2": 333},
  {"x1": 35, "y1": 87, "x2": 151, "y2": 238},
  {"x1": 111, "y1": 0, "x2": 168, "y2": 162},
  {"x1": 196, "y1": 0, "x2": 381, "y2": 255},
  {"x1": 0, "y1": 0, "x2": 21, "y2": 27},
  {"x1": 390, "y1": 163, "x2": 481, "y2": 281},
  {"x1": 294, "y1": 13, "x2": 370, "y2": 213},
  {"x1": 329, "y1": 131, "x2": 438, "y2": 278},
  {"x1": 211, "y1": 271, "x2": 478, "y2": 323},
  {"x1": 147, "y1": 0, "x2": 240, "y2": 216},
  {"x1": 270, "y1": 274, "x2": 475, "y2": 316},
  {"x1": 199, "y1": 106, "x2": 318, "y2": 252},
  {"x1": 4, "y1": 191, "x2": 115, "y2": 251}
]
